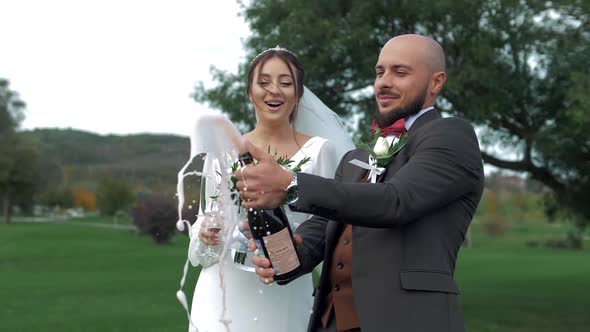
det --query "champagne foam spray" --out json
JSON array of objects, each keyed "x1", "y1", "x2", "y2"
[{"x1": 175, "y1": 111, "x2": 244, "y2": 332}]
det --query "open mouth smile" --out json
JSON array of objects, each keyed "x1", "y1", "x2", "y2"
[{"x1": 265, "y1": 101, "x2": 284, "y2": 110}]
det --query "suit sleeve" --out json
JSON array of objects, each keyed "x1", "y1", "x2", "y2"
[
  {"x1": 291, "y1": 118, "x2": 484, "y2": 228},
  {"x1": 291, "y1": 149, "x2": 351, "y2": 273}
]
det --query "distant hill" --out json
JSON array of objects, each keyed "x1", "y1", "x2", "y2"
[{"x1": 21, "y1": 128, "x2": 195, "y2": 193}]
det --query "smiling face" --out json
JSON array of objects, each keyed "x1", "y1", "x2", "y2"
[
  {"x1": 373, "y1": 35, "x2": 446, "y2": 127},
  {"x1": 249, "y1": 56, "x2": 299, "y2": 126}
]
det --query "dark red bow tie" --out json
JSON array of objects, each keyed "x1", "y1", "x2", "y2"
[{"x1": 371, "y1": 118, "x2": 407, "y2": 138}]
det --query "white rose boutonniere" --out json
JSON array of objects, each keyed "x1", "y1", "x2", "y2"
[
  {"x1": 373, "y1": 136, "x2": 391, "y2": 157},
  {"x1": 355, "y1": 129, "x2": 409, "y2": 168}
]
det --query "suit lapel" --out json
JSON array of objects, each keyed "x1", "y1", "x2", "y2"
[
  {"x1": 345, "y1": 150, "x2": 372, "y2": 183},
  {"x1": 377, "y1": 109, "x2": 441, "y2": 181}
]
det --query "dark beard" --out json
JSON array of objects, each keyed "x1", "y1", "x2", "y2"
[{"x1": 375, "y1": 87, "x2": 427, "y2": 128}]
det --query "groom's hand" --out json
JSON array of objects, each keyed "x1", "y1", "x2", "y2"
[
  {"x1": 235, "y1": 140, "x2": 293, "y2": 210},
  {"x1": 248, "y1": 235, "x2": 303, "y2": 285}
]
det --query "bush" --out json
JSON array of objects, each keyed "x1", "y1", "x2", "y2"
[
  {"x1": 543, "y1": 229, "x2": 584, "y2": 250},
  {"x1": 482, "y1": 217, "x2": 508, "y2": 237},
  {"x1": 131, "y1": 193, "x2": 177, "y2": 244},
  {"x1": 72, "y1": 188, "x2": 96, "y2": 211}
]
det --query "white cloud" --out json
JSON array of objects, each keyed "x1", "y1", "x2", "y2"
[{"x1": 0, "y1": 0, "x2": 250, "y2": 137}]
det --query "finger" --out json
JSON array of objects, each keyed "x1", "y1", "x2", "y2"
[
  {"x1": 235, "y1": 180, "x2": 244, "y2": 191},
  {"x1": 242, "y1": 199, "x2": 264, "y2": 210},
  {"x1": 244, "y1": 140, "x2": 270, "y2": 162},
  {"x1": 242, "y1": 199, "x2": 256, "y2": 210},
  {"x1": 239, "y1": 222, "x2": 251, "y2": 232},
  {"x1": 238, "y1": 182, "x2": 261, "y2": 195},
  {"x1": 259, "y1": 269, "x2": 276, "y2": 280},
  {"x1": 252, "y1": 255, "x2": 271, "y2": 268},
  {"x1": 256, "y1": 266, "x2": 276, "y2": 279},
  {"x1": 240, "y1": 189, "x2": 255, "y2": 201},
  {"x1": 198, "y1": 230, "x2": 219, "y2": 244},
  {"x1": 242, "y1": 197, "x2": 274, "y2": 210},
  {"x1": 199, "y1": 235, "x2": 219, "y2": 246},
  {"x1": 293, "y1": 234, "x2": 303, "y2": 246},
  {"x1": 239, "y1": 223, "x2": 252, "y2": 240},
  {"x1": 234, "y1": 167, "x2": 248, "y2": 183},
  {"x1": 248, "y1": 238, "x2": 257, "y2": 251},
  {"x1": 260, "y1": 276, "x2": 275, "y2": 285},
  {"x1": 239, "y1": 163, "x2": 249, "y2": 187},
  {"x1": 200, "y1": 230, "x2": 219, "y2": 238}
]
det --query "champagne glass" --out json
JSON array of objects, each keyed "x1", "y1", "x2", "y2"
[{"x1": 198, "y1": 211, "x2": 224, "y2": 267}]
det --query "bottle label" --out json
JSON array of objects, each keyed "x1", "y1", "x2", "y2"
[{"x1": 262, "y1": 228, "x2": 300, "y2": 275}]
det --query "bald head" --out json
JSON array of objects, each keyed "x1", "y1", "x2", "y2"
[
  {"x1": 383, "y1": 34, "x2": 446, "y2": 73},
  {"x1": 374, "y1": 34, "x2": 447, "y2": 122}
]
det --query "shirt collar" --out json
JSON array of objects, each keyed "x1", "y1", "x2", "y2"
[
  {"x1": 405, "y1": 106, "x2": 434, "y2": 131},
  {"x1": 385, "y1": 106, "x2": 435, "y2": 144}
]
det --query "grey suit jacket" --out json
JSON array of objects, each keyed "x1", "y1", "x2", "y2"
[{"x1": 290, "y1": 110, "x2": 484, "y2": 332}]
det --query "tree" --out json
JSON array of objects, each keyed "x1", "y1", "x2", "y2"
[
  {"x1": 0, "y1": 136, "x2": 46, "y2": 222},
  {"x1": 96, "y1": 177, "x2": 135, "y2": 217},
  {"x1": 0, "y1": 80, "x2": 57, "y2": 222},
  {"x1": 194, "y1": 0, "x2": 590, "y2": 229},
  {"x1": 0, "y1": 78, "x2": 26, "y2": 136}
]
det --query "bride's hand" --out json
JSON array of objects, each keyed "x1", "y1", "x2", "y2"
[
  {"x1": 198, "y1": 229, "x2": 220, "y2": 246},
  {"x1": 248, "y1": 235, "x2": 303, "y2": 285},
  {"x1": 238, "y1": 222, "x2": 252, "y2": 240},
  {"x1": 235, "y1": 140, "x2": 292, "y2": 210}
]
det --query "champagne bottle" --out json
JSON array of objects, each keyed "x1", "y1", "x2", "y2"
[{"x1": 238, "y1": 152, "x2": 302, "y2": 284}]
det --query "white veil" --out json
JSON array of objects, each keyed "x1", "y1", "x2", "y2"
[{"x1": 295, "y1": 86, "x2": 356, "y2": 158}]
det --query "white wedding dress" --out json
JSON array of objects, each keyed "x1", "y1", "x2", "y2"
[
  {"x1": 188, "y1": 136, "x2": 338, "y2": 332},
  {"x1": 176, "y1": 86, "x2": 355, "y2": 332}
]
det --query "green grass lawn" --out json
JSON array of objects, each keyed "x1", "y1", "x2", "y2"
[
  {"x1": 1, "y1": 218, "x2": 589, "y2": 331},
  {"x1": 0, "y1": 221, "x2": 197, "y2": 332},
  {"x1": 457, "y1": 221, "x2": 590, "y2": 332}
]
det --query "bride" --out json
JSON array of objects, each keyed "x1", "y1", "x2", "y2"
[{"x1": 186, "y1": 47, "x2": 354, "y2": 332}]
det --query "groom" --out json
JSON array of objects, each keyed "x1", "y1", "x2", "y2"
[{"x1": 236, "y1": 34, "x2": 484, "y2": 332}]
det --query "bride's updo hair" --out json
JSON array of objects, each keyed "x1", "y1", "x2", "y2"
[{"x1": 247, "y1": 47, "x2": 304, "y2": 123}]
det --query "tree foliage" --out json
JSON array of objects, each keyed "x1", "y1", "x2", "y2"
[
  {"x1": 0, "y1": 78, "x2": 26, "y2": 136},
  {"x1": 96, "y1": 177, "x2": 135, "y2": 217},
  {"x1": 194, "y1": 0, "x2": 590, "y2": 226},
  {"x1": 0, "y1": 136, "x2": 49, "y2": 222},
  {"x1": 39, "y1": 188, "x2": 75, "y2": 209},
  {"x1": 0, "y1": 79, "x2": 61, "y2": 222}
]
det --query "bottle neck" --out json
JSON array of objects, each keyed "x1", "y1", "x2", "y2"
[{"x1": 238, "y1": 152, "x2": 254, "y2": 166}]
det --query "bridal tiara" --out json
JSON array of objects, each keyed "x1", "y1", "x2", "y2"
[{"x1": 250, "y1": 45, "x2": 295, "y2": 65}]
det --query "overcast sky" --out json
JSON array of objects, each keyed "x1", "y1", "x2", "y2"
[{"x1": 0, "y1": 0, "x2": 250, "y2": 137}]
